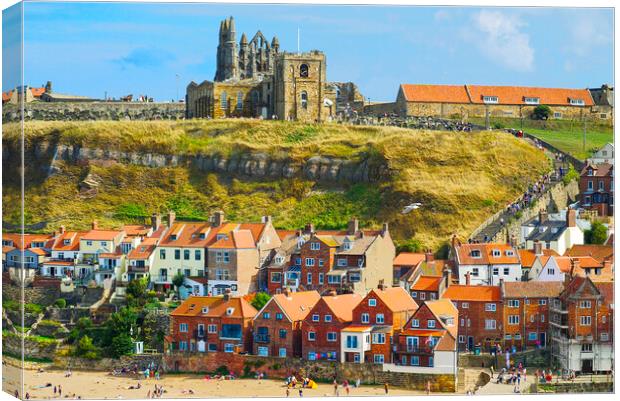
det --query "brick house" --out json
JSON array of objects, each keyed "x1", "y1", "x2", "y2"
[
  {"x1": 340, "y1": 286, "x2": 418, "y2": 364},
  {"x1": 579, "y1": 163, "x2": 614, "y2": 217},
  {"x1": 252, "y1": 290, "x2": 321, "y2": 358},
  {"x1": 392, "y1": 252, "x2": 425, "y2": 287},
  {"x1": 167, "y1": 293, "x2": 258, "y2": 354},
  {"x1": 441, "y1": 278, "x2": 503, "y2": 352},
  {"x1": 550, "y1": 276, "x2": 614, "y2": 373},
  {"x1": 501, "y1": 281, "x2": 563, "y2": 351},
  {"x1": 450, "y1": 237, "x2": 522, "y2": 285},
  {"x1": 394, "y1": 299, "x2": 459, "y2": 374},
  {"x1": 301, "y1": 293, "x2": 363, "y2": 361},
  {"x1": 409, "y1": 276, "x2": 444, "y2": 303},
  {"x1": 269, "y1": 219, "x2": 395, "y2": 295}
]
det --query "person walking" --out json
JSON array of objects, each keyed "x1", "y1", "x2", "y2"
[
  {"x1": 426, "y1": 380, "x2": 431, "y2": 395},
  {"x1": 298, "y1": 388, "x2": 303, "y2": 397},
  {"x1": 384, "y1": 382, "x2": 389, "y2": 395},
  {"x1": 490, "y1": 364, "x2": 495, "y2": 378}
]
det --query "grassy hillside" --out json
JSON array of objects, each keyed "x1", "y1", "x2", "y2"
[{"x1": 3, "y1": 119, "x2": 551, "y2": 249}]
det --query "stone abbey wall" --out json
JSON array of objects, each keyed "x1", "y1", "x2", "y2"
[{"x1": 2, "y1": 102, "x2": 185, "y2": 122}]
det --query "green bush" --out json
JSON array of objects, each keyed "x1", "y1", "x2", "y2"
[
  {"x1": 395, "y1": 238, "x2": 423, "y2": 253},
  {"x1": 493, "y1": 122, "x2": 505, "y2": 129},
  {"x1": 214, "y1": 365, "x2": 230, "y2": 376},
  {"x1": 38, "y1": 320, "x2": 61, "y2": 327},
  {"x1": 54, "y1": 299, "x2": 67, "y2": 308},
  {"x1": 250, "y1": 292, "x2": 271, "y2": 311},
  {"x1": 73, "y1": 335, "x2": 100, "y2": 359},
  {"x1": 562, "y1": 165, "x2": 579, "y2": 185},
  {"x1": 585, "y1": 221, "x2": 608, "y2": 244},
  {"x1": 24, "y1": 303, "x2": 44, "y2": 314},
  {"x1": 532, "y1": 105, "x2": 552, "y2": 120},
  {"x1": 2, "y1": 300, "x2": 20, "y2": 311}
]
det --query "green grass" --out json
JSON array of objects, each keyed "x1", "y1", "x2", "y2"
[
  {"x1": 3, "y1": 119, "x2": 551, "y2": 249},
  {"x1": 466, "y1": 116, "x2": 613, "y2": 160}
]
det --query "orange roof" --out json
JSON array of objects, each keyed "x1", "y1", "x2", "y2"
[
  {"x1": 270, "y1": 291, "x2": 321, "y2": 322},
  {"x1": 342, "y1": 325, "x2": 373, "y2": 332},
  {"x1": 30, "y1": 248, "x2": 48, "y2": 256},
  {"x1": 372, "y1": 287, "x2": 419, "y2": 312},
  {"x1": 160, "y1": 221, "x2": 265, "y2": 249},
  {"x1": 2, "y1": 233, "x2": 55, "y2": 250},
  {"x1": 43, "y1": 260, "x2": 74, "y2": 266},
  {"x1": 123, "y1": 225, "x2": 152, "y2": 236},
  {"x1": 82, "y1": 229, "x2": 123, "y2": 241},
  {"x1": 503, "y1": 281, "x2": 563, "y2": 299},
  {"x1": 210, "y1": 229, "x2": 256, "y2": 249},
  {"x1": 564, "y1": 245, "x2": 614, "y2": 264},
  {"x1": 519, "y1": 249, "x2": 559, "y2": 268},
  {"x1": 554, "y1": 256, "x2": 603, "y2": 273},
  {"x1": 455, "y1": 243, "x2": 520, "y2": 265},
  {"x1": 99, "y1": 253, "x2": 122, "y2": 258},
  {"x1": 320, "y1": 293, "x2": 363, "y2": 322},
  {"x1": 171, "y1": 295, "x2": 257, "y2": 318},
  {"x1": 2, "y1": 91, "x2": 12, "y2": 102},
  {"x1": 467, "y1": 85, "x2": 594, "y2": 106},
  {"x1": 442, "y1": 285, "x2": 501, "y2": 302},
  {"x1": 30, "y1": 87, "x2": 45, "y2": 97},
  {"x1": 127, "y1": 238, "x2": 157, "y2": 260},
  {"x1": 411, "y1": 276, "x2": 442, "y2": 292},
  {"x1": 399, "y1": 329, "x2": 446, "y2": 337},
  {"x1": 2, "y1": 245, "x2": 15, "y2": 254},
  {"x1": 393, "y1": 252, "x2": 425, "y2": 267},
  {"x1": 52, "y1": 231, "x2": 86, "y2": 251},
  {"x1": 400, "y1": 84, "x2": 470, "y2": 103},
  {"x1": 424, "y1": 299, "x2": 459, "y2": 337}
]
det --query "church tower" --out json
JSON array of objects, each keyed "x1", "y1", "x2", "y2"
[{"x1": 215, "y1": 16, "x2": 239, "y2": 81}]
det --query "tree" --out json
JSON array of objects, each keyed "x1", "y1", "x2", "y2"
[
  {"x1": 532, "y1": 105, "x2": 551, "y2": 120},
  {"x1": 126, "y1": 277, "x2": 149, "y2": 307},
  {"x1": 110, "y1": 333, "x2": 134, "y2": 358},
  {"x1": 74, "y1": 335, "x2": 100, "y2": 359},
  {"x1": 585, "y1": 221, "x2": 608, "y2": 244},
  {"x1": 172, "y1": 272, "x2": 186, "y2": 297},
  {"x1": 395, "y1": 238, "x2": 423, "y2": 253},
  {"x1": 251, "y1": 292, "x2": 271, "y2": 311}
]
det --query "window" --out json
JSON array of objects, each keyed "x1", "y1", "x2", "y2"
[
  {"x1": 483, "y1": 96, "x2": 499, "y2": 104},
  {"x1": 179, "y1": 323, "x2": 188, "y2": 332},
  {"x1": 411, "y1": 319, "x2": 419, "y2": 328},
  {"x1": 308, "y1": 331, "x2": 316, "y2": 341},
  {"x1": 271, "y1": 272, "x2": 282, "y2": 283},
  {"x1": 579, "y1": 300, "x2": 592, "y2": 309},
  {"x1": 312, "y1": 314, "x2": 320, "y2": 322},
  {"x1": 492, "y1": 249, "x2": 501, "y2": 257},
  {"x1": 307, "y1": 272, "x2": 312, "y2": 285},
  {"x1": 300, "y1": 91, "x2": 308, "y2": 109},
  {"x1": 581, "y1": 343, "x2": 593, "y2": 352},
  {"x1": 310, "y1": 242, "x2": 320, "y2": 250},
  {"x1": 508, "y1": 315, "x2": 519, "y2": 325},
  {"x1": 554, "y1": 112, "x2": 562, "y2": 119},
  {"x1": 528, "y1": 332, "x2": 537, "y2": 341},
  {"x1": 538, "y1": 299, "x2": 547, "y2": 305},
  {"x1": 368, "y1": 299, "x2": 377, "y2": 307},
  {"x1": 524, "y1": 97, "x2": 540, "y2": 105},
  {"x1": 376, "y1": 314, "x2": 385, "y2": 324},
  {"x1": 569, "y1": 98, "x2": 585, "y2": 106},
  {"x1": 493, "y1": 267, "x2": 499, "y2": 275},
  {"x1": 346, "y1": 335, "x2": 358, "y2": 348},
  {"x1": 485, "y1": 303, "x2": 497, "y2": 312},
  {"x1": 485, "y1": 319, "x2": 496, "y2": 330},
  {"x1": 305, "y1": 258, "x2": 315, "y2": 266},
  {"x1": 411, "y1": 356, "x2": 420, "y2": 366},
  {"x1": 224, "y1": 343, "x2": 234, "y2": 353},
  {"x1": 420, "y1": 293, "x2": 426, "y2": 300},
  {"x1": 460, "y1": 318, "x2": 465, "y2": 327},
  {"x1": 514, "y1": 333, "x2": 521, "y2": 340},
  {"x1": 601, "y1": 332, "x2": 609, "y2": 341},
  {"x1": 328, "y1": 275, "x2": 341, "y2": 284},
  {"x1": 325, "y1": 314, "x2": 332, "y2": 322},
  {"x1": 318, "y1": 259, "x2": 324, "y2": 267},
  {"x1": 503, "y1": 268, "x2": 510, "y2": 275},
  {"x1": 429, "y1": 357, "x2": 434, "y2": 367},
  {"x1": 361, "y1": 313, "x2": 370, "y2": 323},
  {"x1": 337, "y1": 258, "x2": 347, "y2": 267},
  {"x1": 427, "y1": 319, "x2": 436, "y2": 328},
  {"x1": 602, "y1": 316, "x2": 606, "y2": 323},
  {"x1": 208, "y1": 343, "x2": 217, "y2": 352},
  {"x1": 175, "y1": 249, "x2": 180, "y2": 260},
  {"x1": 215, "y1": 269, "x2": 230, "y2": 280},
  {"x1": 471, "y1": 250, "x2": 481, "y2": 258},
  {"x1": 327, "y1": 332, "x2": 337, "y2": 342},
  {"x1": 279, "y1": 329, "x2": 287, "y2": 339},
  {"x1": 263, "y1": 312, "x2": 270, "y2": 319},
  {"x1": 236, "y1": 91, "x2": 243, "y2": 110},
  {"x1": 411, "y1": 291, "x2": 417, "y2": 298},
  {"x1": 372, "y1": 333, "x2": 385, "y2": 344},
  {"x1": 208, "y1": 324, "x2": 217, "y2": 333},
  {"x1": 588, "y1": 181, "x2": 594, "y2": 190},
  {"x1": 220, "y1": 91, "x2": 228, "y2": 109},
  {"x1": 373, "y1": 354, "x2": 384, "y2": 364},
  {"x1": 472, "y1": 268, "x2": 479, "y2": 276},
  {"x1": 580, "y1": 316, "x2": 592, "y2": 326},
  {"x1": 508, "y1": 300, "x2": 519, "y2": 307},
  {"x1": 318, "y1": 273, "x2": 324, "y2": 285},
  {"x1": 458, "y1": 335, "x2": 465, "y2": 343},
  {"x1": 300, "y1": 64, "x2": 309, "y2": 78},
  {"x1": 295, "y1": 258, "x2": 302, "y2": 266},
  {"x1": 599, "y1": 181, "x2": 605, "y2": 191},
  {"x1": 541, "y1": 315, "x2": 545, "y2": 322},
  {"x1": 462, "y1": 302, "x2": 469, "y2": 309},
  {"x1": 279, "y1": 348, "x2": 287, "y2": 357},
  {"x1": 179, "y1": 341, "x2": 188, "y2": 351},
  {"x1": 184, "y1": 250, "x2": 190, "y2": 260}
]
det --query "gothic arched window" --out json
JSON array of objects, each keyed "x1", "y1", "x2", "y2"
[
  {"x1": 300, "y1": 64, "x2": 309, "y2": 78},
  {"x1": 220, "y1": 91, "x2": 228, "y2": 110},
  {"x1": 300, "y1": 91, "x2": 308, "y2": 109}
]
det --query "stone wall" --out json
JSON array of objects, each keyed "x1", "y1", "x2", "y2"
[
  {"x1": 5, "y1": 140, "x2": 389, "y2": 184},
  {"x1": 2, "y1": 331, "x2": 58, "y2": 360},
  {"x1": 2, "y1": 281, "x2": 60, "y2": 307},
  {"x1": 2, "y1": 102, "x2": 185, "y2": 122},
  {"x1": 162, "y1": 353, "x2": 455, "y2": 392}
]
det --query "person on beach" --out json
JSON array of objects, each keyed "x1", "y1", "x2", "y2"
[
  {"x1": 384, "y1": 382, "x2": 389, "y2": 394},
  {"x1": 298, "y1": 388, "x2": 303, "y2": 397},
  {"x1": 426, "y1": 380, "x2": 431, "y2": 395},
  {"x1": 58, "y1": 385, "x2": 62, "y2": 398},
  {"x1": 286, "y1": 388, "x2": 290, "y2": 397}
]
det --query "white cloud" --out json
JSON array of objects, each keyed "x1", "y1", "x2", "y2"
[
  {"x1": 569, "y1": 13, "x2": 611, "y2": 57},
  {"x1": 471, "y1": 10, "x2": 534, "y2": 72}
]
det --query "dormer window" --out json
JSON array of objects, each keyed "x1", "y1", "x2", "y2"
[
  {"x1": 275, "y1": 256, "x2": 284, "y2": 265},
  {"x1": 471, "y1": 250, "x2": 481, "y2": 258},
  {"x1": 226, "y1": 307, "x2": 234, "y2": 316},
  {"x1": 492, "y1": 250, "x2": 501, "y2": 257},
  {"x1": 505, "y1": 250, "x2": 515, "y2": 257},
  {"x1": 588, "y1": 169, "x2": 594, "y2": 176},
  {"x1": 343, "y1": 242, "x2": 353, "y2": 251},
  {"x1": 217, "y1": 234, "x2": 227, "y2": 241},
  {"x1": 524, "y1": 97, "x2": 540, "y2": 105},
  {"x1": 569, "y1": 98, "x2": 585, "y2": 106},
  {"x1": 63, "y1": 239, "x2": 71, "y2": 245},
  {"x1": 202, "y1": 307, "x2": 209, "y2": 314},
  {"x1": 297, "y1": 238, "x2": 306, "y2": 249},
  {"x1": 199, "y1": 233, "x2": 206, "y2": 240},
  {"x1": 483, "y1": 96, "x2": 499, "y2": 104},
  {"x1": 171, "y1": 234, "x2": 178, "y2": 240}
]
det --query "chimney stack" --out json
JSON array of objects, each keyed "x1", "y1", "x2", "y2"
[
  {"x1": 262, "y1": 215, "x2": 272, "y2": 224},
  {"x1": 381, "y1": 223, "x2": 389, "y2": 237},
  {"x1": 425, "y1": 249, "x2": 434, "y2": 263},
  {"x1": 59, "y1": 225, "x2": 66, "y2": 234},
  {"x1": 570, "y1": 258, "x2": 580, "y2": 277},
  {"x1": 151, "y1": 213, "x2": 162, "y2": 230},
  {"x1": 347, "y1": 218, "x2": 359, "y2": 235},
  {"x1": 539, "y1": 211, "x2": 548, "y2": 224},
  {"x1": 167, "y1": 210, "x2": 176, "y2": 228},
  {"x1": 223, "y1": 288, "x2": 231, "y2": 301},
  {"x1": 305, "y1": 223, "x2": 315, "y2": 235},
  {"x1": 442, "y1": 265, "x2": 451, "y2": 289},
  {"x1": 465, "y1": 271, "x2": 471, "y2": 286},
  {"x1": 45, "y1": 81, "x2": 52, "y2": 93},
  {"x1": 377, "y1": 279, "x2": 385, "y2": 291},
  {"x1": 91, "y1": 220, "x2": 98, "y2": 230},
  {"x1": 509, "y1": 234, "x2": 517, "y2": 247},
  {"x1": 566, "y1": 209, "x2": 576, "y2": 228},
  {"x1": 212, "y1": 210, "x2": 225, "y2": 227},
  {"x1": 533, "y1": 240, "x2": 543, "y2": 256},
  {"x1": 283, "y1": 287, "x2": 291, "y2": 298}
]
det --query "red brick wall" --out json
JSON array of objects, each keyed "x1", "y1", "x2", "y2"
[
  {"x1": 252, "y1": 301, "x2": 298, "y2": 357},
  {"x1": 169, "y1": 314, "x2": 253, "y2": 353},
  {"x1": 301, "y1": 300, "x2": 345, "y2": 360},
  {"x1": 267, "y1": 267, "x2": 284, "y2": 294},
  {"x1": 453, "y1": 300, "x2": 503, "y2": 351},
  {"x1": 298, "y1": 238, "x2": 334, "y2": 289},
  {"x1": 503, "y1": 297, "x2": 551, "y2": 350}
]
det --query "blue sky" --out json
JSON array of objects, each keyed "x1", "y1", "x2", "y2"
[{"x1": 2, "y1": 2, "x2": 614, "y2": 101}]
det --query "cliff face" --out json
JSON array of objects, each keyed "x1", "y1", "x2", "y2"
[{"x1": 4, "y1": 140, "x2": 390, "y2": 184}]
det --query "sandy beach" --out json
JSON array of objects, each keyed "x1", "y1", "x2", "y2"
[{"x1": 3, "y1": 362, "x2": 425, "y2": 399}]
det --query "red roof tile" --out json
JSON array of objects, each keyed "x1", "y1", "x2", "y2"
[
  {"x1": 467, "y1": 85, "x2": 594, "y2": 106},
  {"x1": 442, "y1": 285, "x2": 501, "y2": 302},
  {"x1": 400, "y1": 84, "x2": 470, "y2": 103}
]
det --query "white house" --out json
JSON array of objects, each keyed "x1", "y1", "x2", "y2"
[
  {"x1": 587, "y1": 143, "x2": 614, "y2": 165},
  {"x1": 450, "y1": 239, "x2": 522, "y2": 286},
  {"x1": 522, "y1": 210, "x2": 585, "y2": 256}
]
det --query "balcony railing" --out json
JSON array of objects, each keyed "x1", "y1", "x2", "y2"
[
  {"x1": 254, "y1": 334, "x2": 270, "y2": 343},
  {"x1": 396, "y1": 344, "x2": 435, "y2": 354}
]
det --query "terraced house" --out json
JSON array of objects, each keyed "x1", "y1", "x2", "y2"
[
  {"x1": 268, "y1": 219, "x2": 395, "y2": 295},
  {"x1": 579, "y1": 162, "x2": 614, "y2": 217},
  {"x1": 301, "y1": 293, "x2": 363, "y2": 361},
  {"x1": 340, "y1": 286, "x2": 418, "y2": 364},
  {"x1": 167, "y1": 293, "x2": 257, "y2": 354},
  {"x1": 450, "y1": 237, "x2": 522, "y2": 285}
]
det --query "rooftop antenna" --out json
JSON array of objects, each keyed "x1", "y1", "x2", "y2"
[{"x1": 297, "y1": 27, "x2": 300, "y2": 54}]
